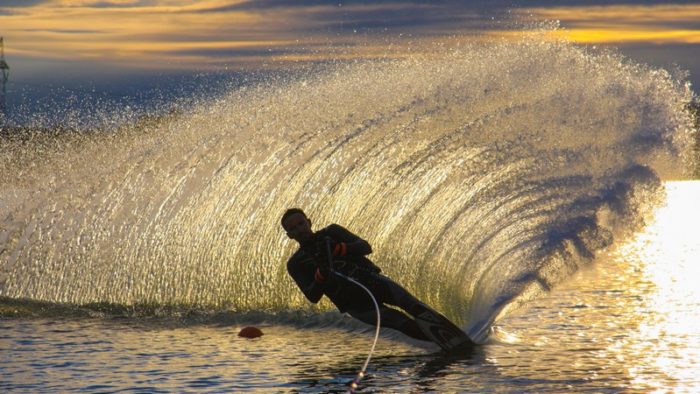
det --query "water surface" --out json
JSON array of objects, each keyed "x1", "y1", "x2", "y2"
[{"x1": 3, "y1": 181, "x2": 698, "y2": 393}]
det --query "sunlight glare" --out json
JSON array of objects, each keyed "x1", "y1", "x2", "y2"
[{"x1": 616, "y1": 180, "x2": 700, "y2": 392}]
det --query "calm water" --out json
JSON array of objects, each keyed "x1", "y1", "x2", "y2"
[{"x1": 2, "y1": 181, "x2": 698, "y2": 393}]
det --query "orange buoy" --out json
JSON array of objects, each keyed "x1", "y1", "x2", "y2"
[{"x1": 238, "y1": 326, "x2": 263, "y2": 338}]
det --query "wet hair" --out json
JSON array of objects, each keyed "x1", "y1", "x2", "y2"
[{"x1": 281, "y1": 208, "x2": 307, "y2": 229}]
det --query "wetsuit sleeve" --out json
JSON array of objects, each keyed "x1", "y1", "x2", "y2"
[
  {"x1": 287, "y1": 253, "x2": 324, "y2": 304},
  {"x1": 325, "y1": 224, "x2": 372, "y2": 256}
]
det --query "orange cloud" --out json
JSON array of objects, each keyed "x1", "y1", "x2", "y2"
[
  {"x1": 518, "y1": 4, "x2": 700, "y2": 45},
  {"x1": 0, "y1": 0, "x2": 296, "y2": 68},
  {"x1": 2, "y1": 1, "x2": 699, "y2": 72}
]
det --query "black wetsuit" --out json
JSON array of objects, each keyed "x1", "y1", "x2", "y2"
[{"x1": 286, "y1": 224, "x2": 430, "y2": 341}]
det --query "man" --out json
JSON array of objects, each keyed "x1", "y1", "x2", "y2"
[{"x1": 281, "y1": 207, "x2": 439, "y2": 342}]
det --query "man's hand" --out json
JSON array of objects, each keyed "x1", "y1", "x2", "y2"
[
  {"x1": 314, "y1": 267, "x2": 327, "y2": 283},
  {"x1": 318, "y1": 237, "x2": 347, "y2": 257},
  {"x1": 331, "y1": 241, "x2": 347, "y2": 257},
  {"x1": 313, "y1": 236, "x2": 350, "y2": 283}
]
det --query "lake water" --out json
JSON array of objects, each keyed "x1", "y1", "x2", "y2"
[{"x1": 3, "y1": 181, "x2": 699, "y2": 393}]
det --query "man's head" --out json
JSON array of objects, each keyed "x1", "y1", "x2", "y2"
[{"x1": 281, "y1": 208, "x2": 314, "y2": 243}]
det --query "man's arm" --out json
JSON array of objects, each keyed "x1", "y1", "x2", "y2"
[
  {"x1": 323, "y1": 223, "x2": 382, "y2": 274},
  {"x1": 325, "y1": 224, "x2": 372, "y2": 256},
  {"x1": 287, "y1": 254, "x2": 324, "y2": 303}
]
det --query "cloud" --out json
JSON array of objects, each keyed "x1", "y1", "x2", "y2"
[
  {"x1": 80, "y1": 0, "x2": 157, "y2": 8},
  {"x1": 2, "y1": 0, "x2": 699, "y2": 90},
  {"x1": 22, "y1": 28, "x2": 106, "y2": 34},
  {"x1": 311, "y1": 5, "x2": 499, "y2": 32},
  {"x1": 0, "y1": 0, "x2": 50, "y2": 14},
  {"x1": 192, "y1": 0, "x2": 505, "y2": 15},
  {"x1": 183, "y1": 1, "x2": 505, "y2": 37},
  {"x1": 166, "y1": 46, "x2": 302, "y2": 58},
  {"x1": 518, "y1": 4, "x2": 700, "y2": 44},
  {"x1": 195, "y1": 0, "x2": 700, "y2": 13},
  {"x1": 0, "y1": 0, "x2": 51, "y2": 6}
]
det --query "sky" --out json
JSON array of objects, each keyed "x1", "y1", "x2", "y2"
[{"x1": 0, "y1": 0, "x2": 699, "y2": 111}]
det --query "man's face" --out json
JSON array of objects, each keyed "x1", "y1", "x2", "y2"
[{"x1": 283, "y1": 213, "x2": 314, "y2": 243}]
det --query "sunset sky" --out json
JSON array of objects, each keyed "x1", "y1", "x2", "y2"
[{"x1": 1, "y1": 1, "x2": 699, "y2": 94}]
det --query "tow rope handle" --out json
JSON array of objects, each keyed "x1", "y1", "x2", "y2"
[{"x1": 322, "y1": 236, "x2": 335, "y2": 272}]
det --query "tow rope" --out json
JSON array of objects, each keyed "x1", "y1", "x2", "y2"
[
  {"x1": 323, "y1": 238, "x2": 381, "y2": 393},
  {"x1": 333, "y1": 271, "x2": 381, "y2": 393}
]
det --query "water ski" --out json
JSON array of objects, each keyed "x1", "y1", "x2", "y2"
[{"x1": 413, "y1": 306, "x2": 474, "y2": 354}]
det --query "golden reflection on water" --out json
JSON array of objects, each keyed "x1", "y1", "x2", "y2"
[
  {"x1": 614, "y1": 180, "x2": 700, "y2": 392},
  {"x1": 493, "y1": 181, "x2": 700, "y2": 392}
]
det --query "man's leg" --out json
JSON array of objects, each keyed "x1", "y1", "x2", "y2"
[
  {"x1": 367, "y1": 274, "x2": 475, "y2": 351},
  {"x1": 353, "y1": 273, "x2": 474, "y2": 351},
  {"x1": 346, "y1": 306, "x2": 430, "y2": 341},
  {"x1": 362, "y1": 274, "x2": 432, "y2": 318}
]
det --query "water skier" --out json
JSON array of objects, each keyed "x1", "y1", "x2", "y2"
[{"x1": 281, "y1": 208, "x2": 471, "y2": 348}]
